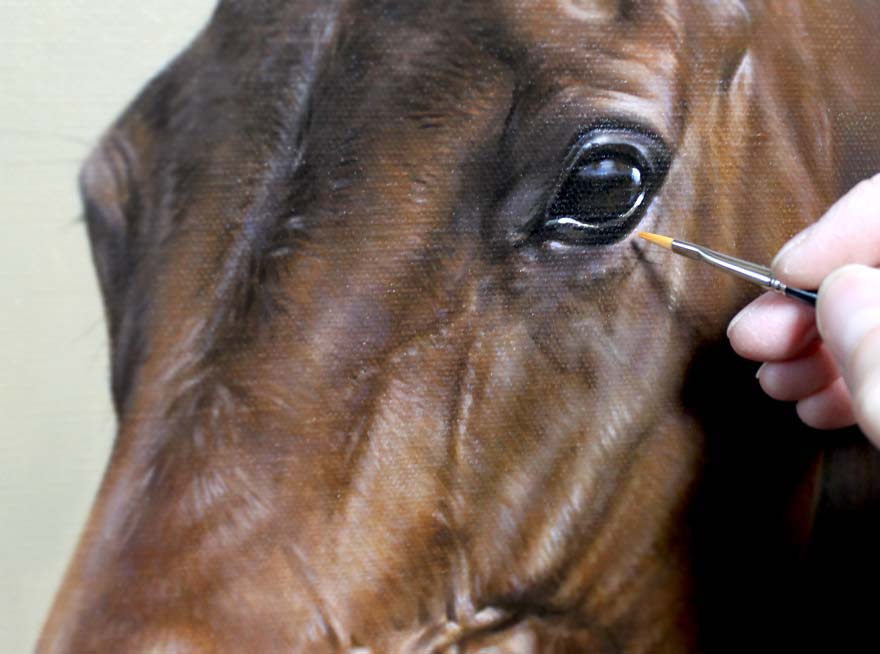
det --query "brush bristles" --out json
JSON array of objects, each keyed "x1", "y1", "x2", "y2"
[{"x1": 638, "y1": 232, "x2": 674, "y2": 250}]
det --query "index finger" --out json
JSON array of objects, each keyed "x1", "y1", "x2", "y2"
[{"x1": 772, "y1": 173, "x2": 880, "y2": 289}]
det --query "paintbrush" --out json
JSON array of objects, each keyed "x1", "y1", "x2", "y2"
[{"x1": 638, "y1": 232, "x2": 818, "y2": 306}]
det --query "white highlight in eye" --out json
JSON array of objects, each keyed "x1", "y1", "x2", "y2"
[{"x1": 560, "y1": 0, "x2": 619, "y2": 22}]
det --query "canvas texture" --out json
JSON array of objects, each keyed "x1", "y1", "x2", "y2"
[{"x1": 38, "y1": 2, "x2": 880, "y2": 652}]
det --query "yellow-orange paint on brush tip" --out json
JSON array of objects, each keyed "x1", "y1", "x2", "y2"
[{"x1": 638, "y1": 232, "x2": 674, "y2": 250}]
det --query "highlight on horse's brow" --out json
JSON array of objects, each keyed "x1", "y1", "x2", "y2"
[{"x1": 560, "y1": 0, "x2": 620, "y2": 22}]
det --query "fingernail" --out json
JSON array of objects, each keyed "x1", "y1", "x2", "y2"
[
  {"x1": 814, "y1": 266, "x2": 850, "y2": 338},
  {"x1": 756, "y1": 362, "x2": 766, "y2": 380},
  {"x1": 857, "y1": 380, "x2": 880, "y2": 445},
  {"x1": 727, "y1": 304, "x2": 753, "y2": 339},
  {"x1": 771, "y1": 226, "x2": 814, "y2": 274},
  {"x1": 818, "y1": 265, "x2": 880, "y2": 366}
]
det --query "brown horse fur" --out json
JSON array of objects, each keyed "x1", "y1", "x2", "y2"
[{"x1": 39, "y1": 2, "x2": 880, "y2": 652}]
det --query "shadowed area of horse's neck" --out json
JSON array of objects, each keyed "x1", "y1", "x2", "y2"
[{"x1": 681, "y1": 339, "x2": 824, "y2": 652}]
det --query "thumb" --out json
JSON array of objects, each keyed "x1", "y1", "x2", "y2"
[{"x1": 816, "y1": 264, "x2": 880, "y2": 445}]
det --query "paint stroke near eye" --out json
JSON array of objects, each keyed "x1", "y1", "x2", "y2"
[{"x1": 560, "y1": 0, "x2": 620, "y2": 23}]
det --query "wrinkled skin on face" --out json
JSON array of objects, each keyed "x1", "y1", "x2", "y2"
[{"x1": 39, "y1": 2, "x2": 880, "y2": 653}]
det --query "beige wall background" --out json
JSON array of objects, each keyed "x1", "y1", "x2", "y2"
[{"x1": 0, "y1": 2, "x2": 216, "y2": 651}]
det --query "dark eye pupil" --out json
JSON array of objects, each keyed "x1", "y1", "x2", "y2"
[
  {"x1": 532, "y1": 127, "x2": 669, "y2": 247},
  {"x1": 548, "y1": 155, "x2": 645, "y2": 221}
]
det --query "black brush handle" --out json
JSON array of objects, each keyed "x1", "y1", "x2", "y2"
[{"x1": 784, "y1": 286, "x2": 818, "y2": 306}]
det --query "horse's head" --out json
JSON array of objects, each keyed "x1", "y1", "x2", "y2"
[{"x1": 39, "y1": 2, "x2": 880, "y2": 652}]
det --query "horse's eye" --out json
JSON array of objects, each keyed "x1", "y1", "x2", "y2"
[{"x1": 536, "y1": 128, "x2": 669, "y2": 246}]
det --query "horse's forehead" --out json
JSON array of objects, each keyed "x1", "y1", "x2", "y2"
[
  {"x1": 206, "y1": 0, "x2": 750, "y2": 68},
  {"x1": 348, "y1": 0, "x2": 750, "y2": 48},
  {"x1": 115, "y1": 0, "x2": 757, "y2": 168},
  {"x1": 177, "y1": 0, "x2": 754, "y2": 161}
]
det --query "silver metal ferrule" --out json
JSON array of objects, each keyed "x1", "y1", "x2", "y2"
[
  {"x1": 671, "y1": 239, "x2": 786, "y2": 293},
  {"x1": 768, "y1": 277, "x2": 787, "y2": 293}
]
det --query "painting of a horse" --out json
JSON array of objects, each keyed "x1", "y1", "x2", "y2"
[{"x1": 39, "y1": 2, "x2": 880, "y2": 652}]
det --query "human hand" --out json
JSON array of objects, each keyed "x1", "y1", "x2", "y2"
[{"x1": 727, "y1": 174, "x2": 880, "y2": 446}]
